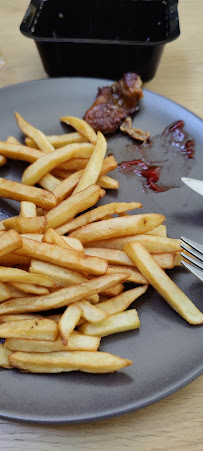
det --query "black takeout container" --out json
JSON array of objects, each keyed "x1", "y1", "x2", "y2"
[{"x1": 20, "y1": 0, "x2": 180, "y2": 82}]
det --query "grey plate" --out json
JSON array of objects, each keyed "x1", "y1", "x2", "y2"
[{"x1": 0, "y1": 78, "x2": 202, "y2": 424}]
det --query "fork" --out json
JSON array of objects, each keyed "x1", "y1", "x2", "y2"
[{"x1": 181, "y1": 237, "x2": 203, "y2": 282}]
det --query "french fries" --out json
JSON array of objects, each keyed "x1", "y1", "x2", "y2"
[
  {"x1": 0, "y1": 229, "x2": 22, "y2": 257},
  {"x1": 124, "y1": 242, "x2": 203, "y2": 325},
  {"x1": 73, "y1": 131, "x2": 107, "y2": 193},
  {"x1": 9, "y1": 350, "x2": 132, "y2": 373},
  {"x1": 70, "y1": 214, "x2": 165, "y2": 243},
  {"x1": 0, "y1": 318, "x2": 58, "y2": 341},
  {"x1": 22, "y1": 143, "x2": 94, "y2": 186},
  {"x1": 0, "y1": 112, "x2": 201, "y2": 376},
  {"x1": 0, "y1": 177, "x2": 57, "y2": 209}
]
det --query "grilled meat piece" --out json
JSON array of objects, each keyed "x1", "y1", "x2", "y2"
[
  {"x1": 84, "y1": 73, "x2": 143, "y2": 134},
  {"x1": 120, "y1": 117, "x2": 150, "y2": 142}
]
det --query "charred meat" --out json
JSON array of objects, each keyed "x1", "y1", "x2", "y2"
[
  {"x1": 84, "y1": 73, "x2": 143, "y2": 134},
  {"x1": 120, "y1": 117, "x2": 150, "y2": 142}
]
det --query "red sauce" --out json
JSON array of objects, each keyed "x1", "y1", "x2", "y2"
[{"x1": 118, "y1": 120, "x2": 195, "y2": 192}]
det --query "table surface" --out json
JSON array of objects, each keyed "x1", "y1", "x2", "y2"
[{"x1": 0, "y1": 0, "x2": 202, "y2": 449}]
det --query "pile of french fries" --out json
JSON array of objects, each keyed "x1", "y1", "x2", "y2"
[{"x1": 0, "y1": 113, "x2": 202, "y2": 375}]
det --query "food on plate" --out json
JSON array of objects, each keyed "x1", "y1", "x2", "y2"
[
  {"x1": 84, "y1": 73, "x2": 143, "y2": 134},
  {"x1": 120, "y1": 117, "x2": 150, "y2": 142},
  {"x1": 0, "y1": 112, "x2": 201, "y2": 375}
]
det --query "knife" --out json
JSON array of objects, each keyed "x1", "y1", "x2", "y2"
[{"x1": 181, "y1": 177, "x2": 203, "y2": 196}]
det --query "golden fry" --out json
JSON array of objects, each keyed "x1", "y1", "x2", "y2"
[
  {"x1": 20, "y1": 201, "x2": 37, "y2": 218},
  {"x1": 97, "y1": 285, "x2": 148, "y2": 314},
  {"x1": 0, "y1": 177, "x2": 57, "y2": 209},
  {"x1": 0, "y1": 343, "x2": 12, "y2": 368},
  {"x1": 59, "y1": 304, "x2": 82, "y2": 345},
  {"x1": 0, "y1": 266, "x2": 55, "y2": 287},
  {"x1": 4, "y1": 333, "x2": 100, "y2": 352},
  {"x1": 124, "y1": 242, "x2": 203, "y2": 325},
  {"x1": 61, "y1": 116, "x2": 97, "y2": 145},
  {"x1": 25, "y1": 132, "x2": 88, "y2": 149},
  {"x1": 0, "y1": 318, "x2": 58, "y2": 340},
  {"x1": 0, "y1": 229, "x2": 23, "y2": 257},
  {"x1": 3, "y1": 216, "x2": 47, "y2": 234},
  {"x1": 78, "y1": 309, "x2": 140, "y2": 337},
  {"x1": 15, "y1": 112, "x2": 55, "y2": 153},
  {"x1": 97, "y1": 175, "x2": 119, "y2": 190}
]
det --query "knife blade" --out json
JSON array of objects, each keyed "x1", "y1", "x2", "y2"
[{"x1": 181, "y1": 177, "x2": 203, "y2": 196}]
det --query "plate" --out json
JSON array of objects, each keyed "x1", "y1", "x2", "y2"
[{"x1": 0, "y1": 77, "x2": 202, "y2": 424}]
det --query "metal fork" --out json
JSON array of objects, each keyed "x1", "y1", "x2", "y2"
[{"x1": 181, "y1": 237, "x2": 203, "y2": 282}]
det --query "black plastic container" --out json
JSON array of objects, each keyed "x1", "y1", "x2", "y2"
[{"x1": 20, "y1": 0, "x2": 180, "y2": 82}]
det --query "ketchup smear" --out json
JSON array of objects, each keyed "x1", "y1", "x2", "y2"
[{"x1": 118, "y1": 120, "x2": 195, "y2": 192}]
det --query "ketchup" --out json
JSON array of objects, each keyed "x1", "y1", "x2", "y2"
[{"x1": 118, "y1": 120, "x2": 195, "y2": 192}]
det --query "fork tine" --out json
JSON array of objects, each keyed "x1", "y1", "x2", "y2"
[
  {"x1": 181, "y1": 251, "x2": 203, "y2": 270},
  {"x1": 181, "y1": 236, "x2": 203, "y2": 255},
  {"x1": 181, "y1": 260, "x2": 203, "y2": 282},
  {"x1": 180, "y1": 242, "x2": 203, "y2": 261}
]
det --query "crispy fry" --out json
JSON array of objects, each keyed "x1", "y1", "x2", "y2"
[
  {"x1": 3, "y1": 217, "x2": 47, "y2": 234},
  {"x1": 20, "y1": 201, "x2": 37, "y2": 218},
  {"x1": 25, "y1": 132, "x2": 88, "y2": 149},
  {"x1": 0, "y1": 314, "x2": 43, "y2": 323},
  {"x1": 0, "y1": 141, "x2": 44, "y2": 162},
  {"x1": 59, "y1": 158, "x2": 89, "y2": 171},
  {"x1": 9, "y1": 350, "x2": 132, "y2": 373},
  {"x1": 97, "y1": 285, "x2": 148, "y2": 314},
  {"x1": 124, "y1": 242, "x2": 203, "y2": 325},
  {"x1": 43, "y1": 228, "x2": 73, "y2": 250},
  {"x1": 70, "y1": 214, "x2": 165, "y2": 243},
  {"x1": 0, "y1": 318, "x2": 58, "y2": 340},
  {"x1": 107, "y1": 265, "x2": 148, "y2": 284},
  {"x1": 85, "y1": 232, "x2": 171, "y2": 250},
  {"x1": 0, "y1": 177, "x2": 57, "y2": 209},
  {"x1": 46, "y1": 184, "x2": 103, "y2": 229},
  {"x1": 0, "y1": 273, "x2": 130, "y2": 314},
  {"x1": 59, "y1": 304, "x2": 82, "y2": 345},
  {"x1": 53, "y1": 170, "x2": 83, "y2": 202},
  {"x1": 0, "y1": 255, "x2": 31, "y2": 266},
  {"x1": 0, "y1": 282, "x2": 11, "y2": 302},
  {"x1": 22, "y1": 143, "x2": 94, "y2": 186},
  {"x1": 0, "y1": 267, "x2": 55, "y2": 287},
  {"x1": 73, "y1": 131, "x2": 107, "y2": 193},
  {"x1": 97, "y1": 175, "x2": 119, "y2": 190},
  {"x1": 10, "y1": 282, "x2": 49, "y2": 295},
  {"x1": 147, "y1": 225, "x2": 167, "y2": 237},
  {"x1": 0, "y1": 229, "x2": 23, "y2": 257},
  {"x1": 21, "y1": 234, "x2": 84, "y2": 252},
  {"x1": 38, "y1": 173, "x2": 60, "y2": 191},
  {"x1": 102, "y1": 283, "x2": 124, "y2": 298},
  {"x1": 16, "y1": 237, "x2": 107, "y2": 276},
  {"x1": 15, "y1": 112, "x2": 55, "y2": 153},
  {"x1": 117, "y1": 234, "x2": 181, "y2": 254},
  {"x1": 0, "y1": 343, "x2": 12, "y2": 368},
  {"x1": 61, "y1": 116, "x2": 97, "y2": 145},
  {"x1": 4, "y1": 333, "x2": 100, "y2": 352},
  {"x1": 76, "y1": 300, "x2": 109, "y2": 323},
  {"x1": 55, "y1": 202, "x2": 141, "y2": 235},
  {"x1": 78, "y1": 309, "x2": 140, "y2": 337}
]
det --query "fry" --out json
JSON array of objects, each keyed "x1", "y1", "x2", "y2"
[
  {"x1": 53, "y1": 170, "x2": 83, "y2": 202},
  {"x1": 97, "y1": 286, "x2": 148, "y2": 314},
  {"x1": 84, "y1": 247, "x2": 175, "y2": 269},
  {"x1": 70, "y1": 214, "x2": 165, "y2": 243},
  {"x1": 102, "y1": 283, "x2": 124, "y2": 298},
  {"x1": 38, "y1": 173, "x2": 60, "y2": 191},
  {"x1": 3, "y1": 217, "x2": 47, "y2": 234},
  {"x1": 59, "y1": 304, "x2": 82, "y2": 345},
  {"x1": 20, "y1": 201, "x2": 37, "y2": 218},
  {"x1": 107, "y1": 265, "x2": 148, "y2": 284},
  {"x1": 73, "y1": 131, "x2": 107, "y2": 193},
  {"x1": 55, "y1": 202, "x2": 141, "y2": 235},
  {"x1": 10, "y1": 282, "x2": 49, "y2": 295},
  {"x1": 46, "y1": 184, "x2": 103, "y2": 229},
  {"x1": 21, "y1": 234, "x2": 84, "y2": 252},
  {"x1": 0, "y1": 267, "x2": 55, "y2": 287},
  {"x1": 117, "y1": 234, "x2": 181, "y2": 254},
  {"x1": 0, "y1": 141, "x2": 44, "y2": 162},
  {"x1": 0, "y1": 318, "x2": 58, "y2": 340},
  {"x1": 0, "y1": 343, "x2": 12, "y2": 368},
  {"x1": 22, "y1": 143, "x2": 94, "y2": 186},
  {"x1": 97, "y1": 175, "x2": 119, "y2": 190},
  {"x1": 0, "y1": 255, "x2": 31, "y2": 266},
  {"x1": 59, "y1": 158, "x2": 89, "y2": 171},
  {"x1": 147, "y1": 225, "x2": 167, "y2": 237},
  {"x1": 124, "y1": 242, "x2": 203, "y2": 325},
  {"x1": 9, "y1": 350, "x2": 132, "y2": 373},
  {"x1": 61, "y1": 116, "x2": 97, "y2": 145},
  {"x1": 78, "y1": 309, "x2": 140, "y2": 337},
  {"x1": 4, "y1": 333, "x2": 100, "y2": 352},
  {"x1": 0, "y1": 229, "x2": 23, "y2": 257},
  {"x1": 43, "y1": 228, "x2": 74, "y2": 250},
  {"x1": 0, "y1": 273, "x2": 129, "y2": 314},
  {"x1": 17, "y1": 237, "x2": 108, "y2": 276},
  {"x1": 0, "y1": 314, "x2": 43, "y2": 323},
  {"x1": 0, "y1": 282, "x2": 10, "y2": 302},
  {"x1": 15, "y1": 112, "x2": 55, "y2": 153},
  {"x1": 99, "y1": 155, "x2": 118, "y2": 176},
  {"x1": 85, "y1": 232, "x2": 171, "y2": 250},
  {"x1": 76, "y1": 300, "x2": 109, "y2": 323},
  {"x1": 25, "y1": 132, "x2": 88, "y2": 149},
  {"x1": 0, "y1": 177, "x2": 57, "y2": 209}
]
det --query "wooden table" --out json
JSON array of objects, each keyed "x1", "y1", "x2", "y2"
[{"x1": 0, "y1": 1, "x2": 202, "y2": 449}]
